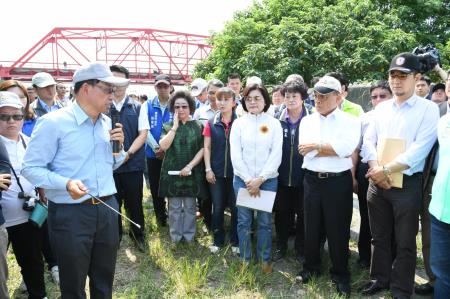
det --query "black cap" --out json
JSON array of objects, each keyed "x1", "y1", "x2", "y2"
[
  {"x1": 432, "y1": 83, "x2": 446, "y2": 94},
  {"x1": 155, "y1": 74, "x2": 171, "y2": 86},
  {"x1": 389, "y1": 52, "x2": 420, "y2": 74}
]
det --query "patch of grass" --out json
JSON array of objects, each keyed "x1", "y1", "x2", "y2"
[{"x1": 6, "y1": 191, "x2": 429, "y2": 298}]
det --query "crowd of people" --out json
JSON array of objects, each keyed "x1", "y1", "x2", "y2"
[{"x1": 0, "y1": 51, "x2": 448, "y2": 299}]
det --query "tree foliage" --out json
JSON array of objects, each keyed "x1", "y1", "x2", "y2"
[{"x1": 194, "y1": 0, "x2": 450, "y2": 85}]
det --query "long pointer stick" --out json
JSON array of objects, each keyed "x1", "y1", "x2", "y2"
[{"x1": 87, "y1": 193, "x2": 141, "y2": 229}]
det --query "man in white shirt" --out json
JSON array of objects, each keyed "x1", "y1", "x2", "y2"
[
  {"x1": 296, "y1": 76, "x2": 361, "y2": 297},
  {"x1": 191, "y1": 78, "x2": 208, "y2": 110},
  {"x1": 193, "y1": 79, "x2": 224, "y2": 124},
  {"x1": 110, "y1": 65, "x2": 148, "y2": 250},
  {"x1": 361, "y1": 53, "x2": 440, "y2": 298}
]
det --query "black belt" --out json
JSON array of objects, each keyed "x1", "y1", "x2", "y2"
[
  {"x1": 81, "y1": 195, "x2": 112, "y2": 205},
  {"x1": 305, "y1": 169, "x2": 350, "y2": 179}
]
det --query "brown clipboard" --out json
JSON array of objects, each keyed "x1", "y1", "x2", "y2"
[{"x1": 377, "y1": 138, "x2": 406, "y2": 188}]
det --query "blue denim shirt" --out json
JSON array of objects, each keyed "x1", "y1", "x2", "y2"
[{"x1": 22, "y1": 102, "x2": 126, "y2": 204}]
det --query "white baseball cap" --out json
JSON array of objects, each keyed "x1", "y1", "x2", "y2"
[
  {"x1": 32, "y1": 72, "x2": 57, "y2": 88},
  {"x1": 190, "y1": 78, "x2": 208, "y2": 97},
  {"x1": 314, "y1": 76, "x2": 342, "y2": 94},
  {"x1": 73, "y1": 62, "x2": 130, "y2": 86},
  {"x1": 0, "y1": 91, "x2": 24, "y2": 109}
]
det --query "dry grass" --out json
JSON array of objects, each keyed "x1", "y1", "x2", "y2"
[{"x1": 6, "y1": 190, "x2": 431, "y2": 298}]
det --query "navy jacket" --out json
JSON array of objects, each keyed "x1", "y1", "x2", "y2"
[
  {"x1": 208, "y1": 112, "x2": 237, "y2": 178},
  {"x1": 278, "y1": 104, "x2": 313, "y2": 187},
  {"x1": 114, "y1": 96, "x2": 145, "y2": 173}
]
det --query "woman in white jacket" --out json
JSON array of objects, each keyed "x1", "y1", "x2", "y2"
[{"x1": 230, "y1": 84, "x2": 283, "y2": 273}]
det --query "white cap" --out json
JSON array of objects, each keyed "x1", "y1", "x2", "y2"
[
  {"x1": 314, "y1": 76, "x2": 341, "y2": 94},
  {"x1": 246, "y1": 76, "x2": 262, "y2": 87},
  {"x1": 0, "y1": 91, "x2": 24, "y2": 109},
  {"x1": 32, "y1": 72, "x2": 57, "y2": 88},
  {"x1": 190, "y1": 78, "x2": 208, "y2": 97},
  {"x1": 73, "y1": 62, "x2": 130, "y2": 86}
]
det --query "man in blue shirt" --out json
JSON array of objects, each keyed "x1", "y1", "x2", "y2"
[
  {"x1": 30, "y1": 72, "x2": 63, "y2": 117},
  {"x1": 22, "y1": 62, "x2": 128, "y2": 298},
  {"x1": 144, "y1": 74, "x2": 173, "y2": 226}
]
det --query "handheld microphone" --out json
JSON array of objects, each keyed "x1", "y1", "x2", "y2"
[{"x1": 109, "y1": 104, "x2": 121, "y2": 155}]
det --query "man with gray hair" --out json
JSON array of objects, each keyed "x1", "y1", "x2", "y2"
[{"x1": 193, "y1": 79, "x2": 224, "y2": 124}]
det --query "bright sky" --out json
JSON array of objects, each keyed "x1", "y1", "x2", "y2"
[{"x1": 0, "y1": 0, "x2": 255, "y2": 61}]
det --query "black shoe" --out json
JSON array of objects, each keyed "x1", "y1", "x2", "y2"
[
  {"x1": 272, "y1": 249, "x2": 286, "y2": 261},
  {"x1": 296, "y1": 252, "x2": 305, "y2": 263},
  {"x1": 157, "y1": 217, "x2": 167, "y2": 227},
  {"x1": 357, "y1": 258, "x2": 370, "y2": 269},
  {"x1": 295, "y1": 270, "x2": 312, "y2": 284},
  {"x1": 414, "y1": 282, "x2": 434, "y2": 295},
  {"x1": 335, "y1": 282, "x2": 351, "y2": 297},
  {"x1": 360, "y1": 280, "x2": 389, "y2": 296}
]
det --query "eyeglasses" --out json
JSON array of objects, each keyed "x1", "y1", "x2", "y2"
[
  {"x1": 370, "y1": 94, "x2": 389, "y2": 100},
  {"x1": 0, "y1": 114, "x2": 24, "y2": 121},
  {"x1": 389, "y1": 73, "x2": 411, "y2": 80},
  {"x1": 95, "y1": 83, "x2": 116, "y2": 95},
  {"x1": 245, "y1": 96, "x2": 263, "y2": 103},
  {"x1": 313, "y1": 93, "x2": 335, "y2": 101},
  {"x1": 174, "y1": 105, "x2": 189, "y2": 110}
]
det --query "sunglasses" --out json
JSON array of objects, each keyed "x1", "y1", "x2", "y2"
[
  {"x1": 0, "y1": 114, "x2": 24, "y2": 121},
  {"x1": 370, "y1": 94, "x2": 389, "y2": 100},
  {"x1": 174, "y1": 105, "x2": 189, "y2": 110}
]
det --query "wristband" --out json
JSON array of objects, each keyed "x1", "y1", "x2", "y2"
[
  {"x1": 259, "y1": 176, "x2": 266, "y2": 183},
  {"x1": 170, "y1": 128, "x2": 177, "y2": 133},
  {"x1": 205, "y1": 168, "x2": 212, "y2": 173}
]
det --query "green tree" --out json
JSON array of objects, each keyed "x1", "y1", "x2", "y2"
[{"x1": 194, "y1": 0, "x2": 450, "y2": 85}]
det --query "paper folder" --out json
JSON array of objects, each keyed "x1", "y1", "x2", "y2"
[{"x1": 377, "y1": 138, "x2": 406, "y2": 188}]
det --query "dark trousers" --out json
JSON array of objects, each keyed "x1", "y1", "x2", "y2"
[
  {"x1": 146, "y1": 158, "x2": 166, "y2": 222},
  {"x1": 7, "y1": 222, "x2": 46, "y2": 299},
  {"x1": 367, "y1": 174, "x2": 422, "y2": 298},
  {"x1": 355, "y1": 161, "x2": 372, "y2": 263},
  {"x1": 114, "y1": 171, "x2": 145, "y2": 242},
  {"x1": 209, "y1": 177, "x2": 237, "y2": 247},
  {"x1": 274, "y1": 185, "x2": 304, "y2": 254},
  {"x1": 303, "y1": 170, "x2": 353, "y2": 283},
  {"x1": 48, "y1": 199, "x2": 119, "y2": 299},
  {"x1": 198, "y1": 192, "x2": 212, "y2": 229},
  {"x1": 41, "y1": 220, "x2": 57, "y2": 270}
]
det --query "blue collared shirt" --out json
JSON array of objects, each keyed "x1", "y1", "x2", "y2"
[
  {"x1": 22, "y1": 102, "x2": 126, "y2": 204},
  {"x1": 38, "y1": 98, "x2": 61, "y2": 113},
  {"x1": 362, "y1": 94, "x2": 439, "y2": 175}
]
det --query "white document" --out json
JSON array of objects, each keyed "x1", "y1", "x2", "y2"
[
  {"x1": 168, "y1": 171, "x2": 192, "y2": 176},
  {"x1": 236, "y1": 188, "x2": 276, "y2": 213}
]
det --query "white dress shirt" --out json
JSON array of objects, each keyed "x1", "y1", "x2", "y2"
[
  {"x1": 361, "y1": 94, "x2": 439, "y2": 175},
  {"x1": 193, "y1": 104, "x2": 217, "y2": 125},
  {"x1": 299, "y1": 108, "x2": 361, "y2": 172}
]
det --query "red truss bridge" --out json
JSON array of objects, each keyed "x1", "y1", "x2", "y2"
[{"x1": 0, "y1": 27, "x2": 212, "y2": 84}]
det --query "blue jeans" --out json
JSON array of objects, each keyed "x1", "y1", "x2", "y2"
[
  {"x1": 209, "y1": 177, "x2": 237, "y2": 247},
  {"x1": 431, "y1": 215, "x2": 450, "y2": 299},
  {"x1": 233, "y1": 176, "x2": 277, "y2": 262}
]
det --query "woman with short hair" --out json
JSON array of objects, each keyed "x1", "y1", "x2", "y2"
[{"x1": 230, "y1": 84, "x2": 283, "y2": 273}]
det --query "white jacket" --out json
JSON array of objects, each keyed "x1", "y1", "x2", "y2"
[{"x1": 230, "y1": 112, "x2": 283, "y2": 182}]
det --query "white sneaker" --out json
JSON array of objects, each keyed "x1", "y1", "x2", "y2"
[
  {"x1": 209, "y1": 245, "x2": 220, "y2": 253},
  {"x1": 50, "y1": 266, "x2": 60, "y2": 285},
  {"x1": 231, "y1": 246, "x2": 240, "y2": 255}
]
